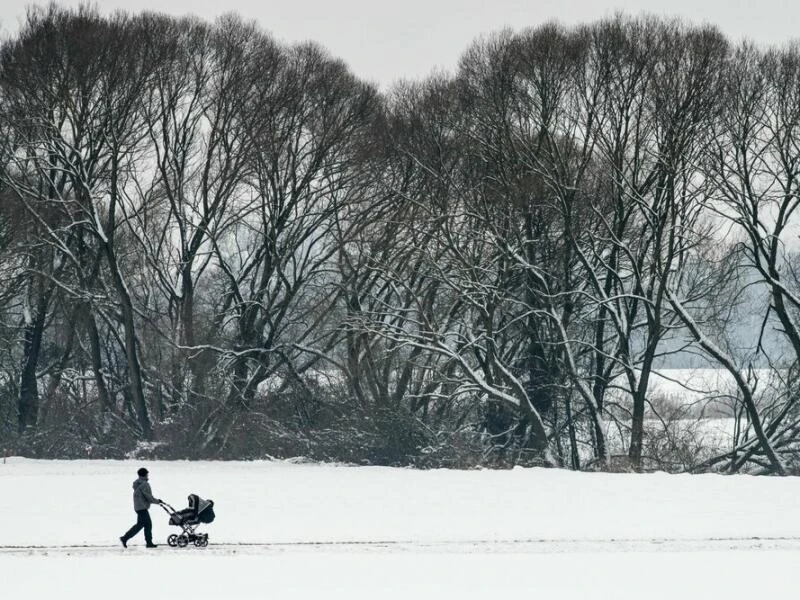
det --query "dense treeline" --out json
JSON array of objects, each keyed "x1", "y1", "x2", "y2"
[{"x1": 2, "y1": 5, "x2": 800, "y2": 472}]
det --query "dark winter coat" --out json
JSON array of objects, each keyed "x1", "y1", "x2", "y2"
[{"x1": 132, "y1": 477, "x2": 158, "y2": 512}]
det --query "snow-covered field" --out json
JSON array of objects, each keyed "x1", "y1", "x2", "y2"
[
  {"x1": 613, "y1": 368, "x2": 784, "y2": 414},
  {"x1": 2, "y1": 458, "x2": 800, "y2": 598}
]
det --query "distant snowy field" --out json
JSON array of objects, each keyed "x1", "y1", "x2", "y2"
[
  {"x1": 2, "y1": 459, "x2": 800, "y2": 598},
  {"x1": 645, "y1": 368, "x2": 782, "y2": 406}
]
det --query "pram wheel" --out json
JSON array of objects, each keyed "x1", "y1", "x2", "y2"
[
  {"x1": 167, "y1": 534, "x2": 178, "y2": 547},
  {"x1": 176, "y1": 534, "x2": 189, "y2": 547}
]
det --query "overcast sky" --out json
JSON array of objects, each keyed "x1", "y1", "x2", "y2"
[{"x1": 1, "y1": 0, "x2": 799, "y2": 88}]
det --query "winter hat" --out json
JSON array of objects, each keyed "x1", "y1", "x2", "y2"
[{"x1": 137, "y1": 467, "x2": 149, "y2": 477}]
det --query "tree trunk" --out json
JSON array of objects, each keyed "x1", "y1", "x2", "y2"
[
  {"x1": 103, "y1": 160, "x2": 152, "y2": 439},
  {"x1": 564, "y1": 392, "x2": 580, "y2": 470},
  {"x1": 85, "y1": 307, "x2": 113, "y2": 413},
  {"x1": 111, "y1": 263, "x2": 152, "y2": 439},
  {"x1": 17, "y1": 284, "x2": 53, "y2": 433},
  {"x1": 628, "y1": 389, "x2": 646, "y2": 469}
]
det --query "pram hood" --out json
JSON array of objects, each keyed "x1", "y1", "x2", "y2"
[
  {"x1": 169, "y1": 494, "x2": 215, "y2": 525},
  {"x1": 189, "y1": 494, "x2": 214, "y2": 515}
]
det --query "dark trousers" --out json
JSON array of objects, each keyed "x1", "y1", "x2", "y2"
[{"x1": 122, "y1": 509, "x2": 153, "y2": 544}]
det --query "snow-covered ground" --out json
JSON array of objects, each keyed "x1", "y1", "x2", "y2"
[
  {"x1": 609, "y1": 368, "x2": 784, "y2": 415},
  {"x1": 2, "y1": 458, "x2": 799, "y2": 598},
  {"x1": 646, "y1": 368, "x2": 783, "y2": 407}
]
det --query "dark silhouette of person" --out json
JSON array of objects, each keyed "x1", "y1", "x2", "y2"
[{"x1": 120, "y1": 467, "x2": 162, "y2": 548}]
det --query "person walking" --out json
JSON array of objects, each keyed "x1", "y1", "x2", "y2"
[{"x1": 120, "y1": 467, "x2": 162, "y2": 548}]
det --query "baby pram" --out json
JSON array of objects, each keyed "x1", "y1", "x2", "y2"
[{"x1": 159, "y1": 494, "x2": 215, "y2": 547}]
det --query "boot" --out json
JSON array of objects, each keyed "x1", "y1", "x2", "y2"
[{"x1": 120, "y1": 537, "x2": 128, "y2": 548}]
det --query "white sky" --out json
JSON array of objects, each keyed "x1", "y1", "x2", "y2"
[{"x1": 1, "y1": 0, "x2": 799, "y2": 88}]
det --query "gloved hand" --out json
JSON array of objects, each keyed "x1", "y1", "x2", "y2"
[{"x1": 156, "y1": 499, "x2": 163, "y2": 504}]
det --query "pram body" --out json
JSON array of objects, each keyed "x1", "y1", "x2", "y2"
[{"x1": 159, "y1": 494, "x2": 215, "y2": 547}]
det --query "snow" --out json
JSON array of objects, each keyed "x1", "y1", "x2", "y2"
[
  {"x1": 643, "y1": 368, "x2": 781, "y2": 405},
  {"x1": 2, "y1": 458, "x2": 800, "y2": 598}
]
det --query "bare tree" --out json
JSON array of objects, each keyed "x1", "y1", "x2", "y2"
[
  {"x1": 677, "y1": 43, "x2": 800, "y2": 474},
  {"x1": 192, "y1": 37, "x2": 380, "y2": 446},
  {"x1": 0, "y1": 6, "x2": 163, "y2": 439},
  {"x1": 572, "y1": 18, "x2": 730, "y2": 468}
]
